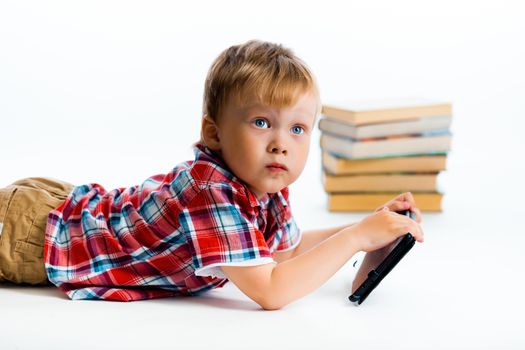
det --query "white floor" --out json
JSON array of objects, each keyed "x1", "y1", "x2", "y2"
[{"x1": 2, "y1": 132, "x2": 525, "y2": 350}]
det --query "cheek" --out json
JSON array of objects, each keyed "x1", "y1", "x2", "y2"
[
  {"x1": 240, "y1": 132, "x2": 267, "y2": 152},
  {"x1": 295, "y1": 139, "x2": 310, "y2": 158},
  {"x1": 225, "y1": 135, "x2": 261, "y2": 165},
  {"x1": 292, "y1": 142, "x2": 310, "y2": 169}
]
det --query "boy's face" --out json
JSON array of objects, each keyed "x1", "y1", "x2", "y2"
[{"x1": 205, "y1": 90, "x2": 318, "y2": 199}]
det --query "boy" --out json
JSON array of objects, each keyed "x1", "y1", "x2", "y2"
[{"x1": 0, "y1": 40, "x2": 423, "y2": 309}]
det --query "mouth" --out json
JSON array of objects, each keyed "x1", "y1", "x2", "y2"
[{"x1": 266, "y1": 163, "x2": 288, "y2": 172}]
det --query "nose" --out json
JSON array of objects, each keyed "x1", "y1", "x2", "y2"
[
  {"x1": 269, "y1": 146, "x2": 287, "y2": 155},
  {"x1": 267, "y1": 139, "x2": 288, "y2": 155}
]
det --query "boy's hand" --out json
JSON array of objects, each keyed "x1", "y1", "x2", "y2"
[
  {"x1": 375, "y1": 192, "x2": 422, "y2": 223},
  {"x1": 352, "y1": 206, "x2": 424, "y2": 253}
]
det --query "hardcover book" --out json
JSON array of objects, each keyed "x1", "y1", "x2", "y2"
[
  {"x1": 322, "y1": 172, "x2": 440, "y2": 192},
  {"x1": 327, "y1": 192, "x2": 443, "y2": 212},
  {"x1": 320, "y1": 131, "x2": 452, "y2": 159},
  {"x1": 318, "y1": 115, "x2": 452, "y2": 139},
  {"x1": 321, "y1": 98, "x2": 452, "y2": 125},
  {"x1": 322, "y1": 153, "x2": 447, "y2": 175}
]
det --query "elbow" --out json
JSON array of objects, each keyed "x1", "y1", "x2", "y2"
[
  {"x1": 236, "y1": 263, "x2": 290, "y2": 310},
  {"x1": 259, "y1": 300, "x2": 284, "y2": 311},
  {"x1": 256, "y1": 266, "x2": 295, "y2": 310},
  {"x1": 257, "y1": 295, "x2": 288, "y2": 311}
]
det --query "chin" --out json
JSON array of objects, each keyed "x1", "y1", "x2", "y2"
[
  {"x1": 251, "y1": 179, "x2": 292, "y2": 196},
  {"x1": 265, "y1": 184, "x2": 288, "y2": 194},
  {"x1": 251, "y1": 185, "x2": 283, "y2": 197}
]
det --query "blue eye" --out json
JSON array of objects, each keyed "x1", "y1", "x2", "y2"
[
  {"x1": 254, "y1": 118, "x2": 269, "y2": 128},
  {"x1": 291, "y1": 126, "x2": 304, "y2": 135}
]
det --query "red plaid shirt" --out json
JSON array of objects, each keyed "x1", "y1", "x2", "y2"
[{"x1": 44, "y1": 144, "x2": 301, "y2": 301}]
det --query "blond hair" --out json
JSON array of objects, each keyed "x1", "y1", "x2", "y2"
[{"x1": 201, "y1": 40, "x2": 320, "y2": 134}]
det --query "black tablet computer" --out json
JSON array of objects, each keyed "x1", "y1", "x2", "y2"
[{"x1": 348, "y1": 210, "x2": 416, "y2": 305}]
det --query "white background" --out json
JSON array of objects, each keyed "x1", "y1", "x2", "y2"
[{"x1": 1, "y1": 1, "x2": 524, "y2": 349}]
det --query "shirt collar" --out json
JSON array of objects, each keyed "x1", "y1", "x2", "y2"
[
  {"x1": 193, "y1": 143, "x2": 229, "y2": 170},
  {"x1": 193, "y1": 142, "x2": 289, "y2": 209},
  {"x1": 247, "y1": 187, "x2": 289, "y2": 210}
]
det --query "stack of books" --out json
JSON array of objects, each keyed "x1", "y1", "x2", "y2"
[{"x1": 319, "y1": 98, "x2": 452, "y2": 212}]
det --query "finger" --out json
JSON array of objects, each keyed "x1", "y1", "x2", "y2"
[
  {"x1": 402, "y1": 191, "x2": 416, "y2": 207},
  {"x1": 377, "y1": 192, "x2": 406, "y2": 212},
  {"x1": 398, "y1": 192, "x2": 420, "y2": 220},
  {"x1": 389, "y1": 200, "x2": 411, "y2": 212},
  {"x1": 375, "y1": 206, "x2": 389, "y2": 216},
  {"x1": 410, "y1": 221, "x2": 424, "y2": 243},
  {"x1": 395, "y1": 216, "x2": 423, "y2": 242},
  {"x1": 416, "y1": 226, "x2": 424, "y2": 243},
  {"x1": 375, "y1": 200, "x2": 394, "y2": 212},
  {"x1": 412, "y1": 207, "x2": 422, "y2": 223}
]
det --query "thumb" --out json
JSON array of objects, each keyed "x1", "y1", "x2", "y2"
[{"x1": 382, "y1": 206, "x2": 389, "y2": 212}]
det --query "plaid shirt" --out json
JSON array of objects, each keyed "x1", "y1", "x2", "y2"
[{"x1": 44, "y1": 144, "x2": 301, "y2": 301}]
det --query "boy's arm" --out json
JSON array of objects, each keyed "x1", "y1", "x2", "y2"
[
  {"x1": 273, "y1": 224, "x2": 353, "y2": 263},
  {"x1": 221, "y1": 225, "x2": 361, "y2": 310},
  {"x1": 221, "y1": 207, "x2": 423, "y2": 310}
]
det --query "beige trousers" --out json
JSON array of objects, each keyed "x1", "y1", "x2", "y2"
[{"x1": 0, "y1": 177, "x2": 73, "y2": 285}]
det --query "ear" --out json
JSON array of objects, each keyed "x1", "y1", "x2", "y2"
[{"x1": 201, "y1": 115, "x2": 221, "y2": 151}]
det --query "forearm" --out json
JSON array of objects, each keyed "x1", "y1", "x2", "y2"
[
  {"x1": 266, "y1": 226, "x2": 361, "y2": 309},
  {"x1": 290, "y1": 224, "x2": 353, "y2": 258}
]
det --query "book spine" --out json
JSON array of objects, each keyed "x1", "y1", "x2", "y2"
[
  {"x1": 322, "y1": 104, "x2": 452, "y2": 125},
  {"x1": 321, "y1": 133, "x2": 451, "y2": 159},
  {"x1": 323, "y1": 173, "x2": 439, "y2": 192},
  {"x1": 322, "y1": 153, "x2": 447, "y2": 175},
  {"x1": 328, "y1": 193, "x2": 443, "y2": 211}
]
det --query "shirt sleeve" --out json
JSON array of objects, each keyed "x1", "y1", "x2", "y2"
[
  {"x1": 179, "y1": 184, "x2": 275, "y2": 279},
  {"x1": 274, "y1": 215, "x2": 302, "y2": 252}
]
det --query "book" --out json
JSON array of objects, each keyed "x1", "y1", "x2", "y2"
[
  {"x1": 323, "y1": 172, "x2": 439, "y2": 192},
  {"x1": 318, "y1": 115, "x2": 452, "y2": 139},
  {"x1": 322, "y1": 98, "x2": 452, "y2": 125},
  {"x1": 322, "y1": 153, "x2": 447, "y2": 175},
  {"x1": 327, "y1": 192, "x2": 443, "y2": 212},
  {"x1": 320, "y1": 131, "x2": 452, "y2": 159}
]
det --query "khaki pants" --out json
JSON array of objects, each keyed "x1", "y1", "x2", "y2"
[{"x1": 0, "y1": 177, "x2": 73, "y2": 285}]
